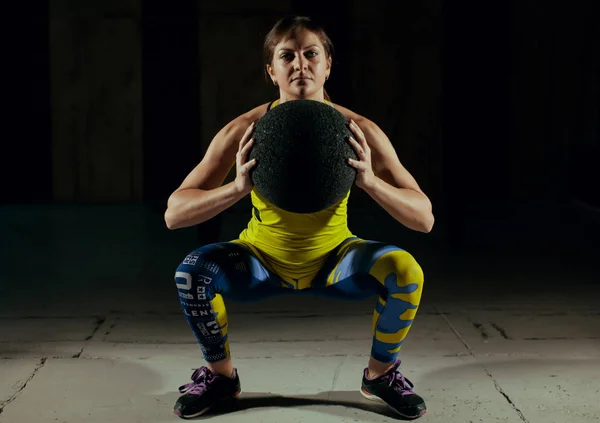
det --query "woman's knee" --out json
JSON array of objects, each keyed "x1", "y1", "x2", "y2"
[
  {"x1": 174, "y1": 243, "x2": 231, "y2": 297},
  {"x1": 394, "y1": 249, "x2": 424, "y2": 283},
  {"x1": 369, "y1": 246, "x2": 424, "y2": 289},
  {"x1": 174, "y1": 241, "x2": 270, "y2": 302}
]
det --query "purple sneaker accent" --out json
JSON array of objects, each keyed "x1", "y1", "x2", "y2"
[
  {"x1": 361, "y1": 360, "x2": 426, "y2": 419},
  {"x1": 364, "y1": 360, "x2": 416, "y2": 395},
  {"x1": 178, "y1": 367, "x2": 219, "y2": 395},
  {"x1": 173, "y1": 366, "x2": 241, "y2": 419}
]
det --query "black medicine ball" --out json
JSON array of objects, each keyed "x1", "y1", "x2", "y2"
[{"x1": 248, "y1": 99, "x2": 357, "y2": 214}]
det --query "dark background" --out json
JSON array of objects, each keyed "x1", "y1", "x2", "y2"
[
  {"x1": 1, "y1": 4, "x2": 598, "y2": 419},
  {"x1": 3, "y1": 0, "x2": 599, "y2": 257}
]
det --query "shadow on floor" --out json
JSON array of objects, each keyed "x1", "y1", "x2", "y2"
[{"x1": 196, "y1": 390, "x2": 416, "y2": 420}]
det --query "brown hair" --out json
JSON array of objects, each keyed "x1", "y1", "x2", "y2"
[{"x1": 263, "y1": 15, "x2": 334, "y2": 101}]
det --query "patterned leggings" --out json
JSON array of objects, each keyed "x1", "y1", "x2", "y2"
[{"x1": 174, "y1": 237, "x2": 424, "y2": 364}]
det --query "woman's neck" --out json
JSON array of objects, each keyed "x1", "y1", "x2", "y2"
[{"x1": 278, "y1": 91, "x2": 325, "y2": 103}]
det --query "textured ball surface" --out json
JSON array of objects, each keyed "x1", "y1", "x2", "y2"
[{"x1": 249, "y1": 100, "x2": 357, "y2": 213}]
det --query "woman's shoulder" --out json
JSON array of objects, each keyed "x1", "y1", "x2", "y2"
[
  {"x1": 330, "y1": 102, "x2": 369, "y2": 125},
  {"x1": 218, "y1": 102, "x2": 272, "y2": 139},
  {"x1": 235, "y1": 102, "x2": 272, "y2": 126}
]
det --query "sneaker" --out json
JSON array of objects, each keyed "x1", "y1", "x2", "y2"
[
  {"x1": 360, "y1": 360, "x2": 427, "y2": 419},
  {"x1": 173, "y1": 366, "x2": 241, "y2": 419}
]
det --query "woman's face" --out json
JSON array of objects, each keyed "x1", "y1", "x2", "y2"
[{"x1": 267, "y1": 29, "x2": 332, "y2": 101}]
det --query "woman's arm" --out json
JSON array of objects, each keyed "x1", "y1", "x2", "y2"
[
  {"x1": 165, "y1": 181, "x2": 249, "y2": 230},
  {"x1": 339, "y1": 109, "x2": 434, "y2": 233},
  {"x1": 164, "y1": 105, "x2": 267, "y2": 230}
]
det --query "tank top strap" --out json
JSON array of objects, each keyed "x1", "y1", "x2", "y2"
[{"x1": 266, "y1": 99, "x2": 278, "y2": 111}]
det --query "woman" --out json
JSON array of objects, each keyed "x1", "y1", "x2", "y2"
[{"x1": 165, "y1": 15, "x2": 434, "y2": 420}]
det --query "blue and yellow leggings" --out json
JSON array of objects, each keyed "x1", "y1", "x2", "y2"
[{"x1": 174, "y1": 237, "x2": 424, "y2": 364}]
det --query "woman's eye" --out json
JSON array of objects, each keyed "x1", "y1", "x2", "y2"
[{"x1": 305, "y1": 51, "x2": 317, "y2": 58}]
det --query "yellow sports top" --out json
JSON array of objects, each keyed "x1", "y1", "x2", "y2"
[{"x1": 237, "y1": 99, "x2": 354, "y2": 287}]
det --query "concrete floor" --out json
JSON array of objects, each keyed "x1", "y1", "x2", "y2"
[{"x1": 1, "y1": 204, "x2": 599, "y2": 423}]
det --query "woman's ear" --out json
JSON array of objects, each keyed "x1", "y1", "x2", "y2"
[{"x1": 266, "y1": 64, "x2": 276, "y2": 84}]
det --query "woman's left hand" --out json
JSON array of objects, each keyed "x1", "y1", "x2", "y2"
[{"x1": 347, "y1": 119, "x2": 377, "y2": 190}]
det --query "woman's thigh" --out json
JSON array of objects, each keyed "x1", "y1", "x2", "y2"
[
  {"x1": 310, "y1": 237, "x2": 421, "y2": 300},
  {"x1": 174, "y1": 240, "x2": 289, "y2": 302}
]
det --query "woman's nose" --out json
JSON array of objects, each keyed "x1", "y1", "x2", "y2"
[{"x1": 293, "y1": 56, "x2": 307, "y2": 70}]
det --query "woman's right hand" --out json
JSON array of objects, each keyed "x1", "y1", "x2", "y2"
[{"x1": 234, "y1": 121, "x2": 258, "y2": 195}]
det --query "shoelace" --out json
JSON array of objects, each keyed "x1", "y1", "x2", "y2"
[
  {"x1": 380, "y1": 362, "x2": 416, "y2": 396},
  {"x1": 178, "y1": 367, "x2": 216, "y2": 396},
  {"x1": 388, "y1": 370, "x2": 416, "y2": 396}
]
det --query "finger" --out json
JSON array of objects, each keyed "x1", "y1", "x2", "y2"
[
  {"x1": 348, "y1": 137, "x2": 365, "y2": 157},
  {"x1": 347, "y1": 158, "x2": 363, "y2": 169},
  {"x1": 349, "y1": 119, "x2": 364, "y2": 136},
  {"x1": 348, "y1": 123, "x2": 363, "y2": 143},
  {"x1": 237, "y1": 140, "x2": 254, "y2": 166},
  {"x1": 242, "y1": 158, "x2": 257, "y2": 172},
  {"x1": 347, "y1": 135, "x2": 360, "y2": 148},
  {"x1": 352, "y1": 132, "x2": 369, "y2": 156},
  {"x1": 239, "y1": 122, "x2": 256, "y2": 148},
  {"x1": 240, "y1": 122, "x2": 254, "y2": 148},
  {"x1": 245, "y1": 121, "x2": 256, "y2": 135},
  {"x1": 349, "y1": 120, "x2": 369, "y2": 148},
  {"x1": 240, "y1": 138, "x2": 255, "y2": 157}
]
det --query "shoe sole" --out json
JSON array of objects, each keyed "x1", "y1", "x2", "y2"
[
  {"x1": 173, "y1": 389, "x2": 242, "y2": 419},
  {"x1": 360, "y1": 388, "x2": 427, "y2": 420}
]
